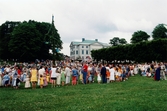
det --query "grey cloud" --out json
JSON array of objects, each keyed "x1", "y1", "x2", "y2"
[{"x1": 93, "y1": 22, "x2": 118, "y2": 33}]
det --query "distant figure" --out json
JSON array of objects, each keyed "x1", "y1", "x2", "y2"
[
  {"x1": 82, "y1": 62, "x2": 88, "y2": 84},
  {"x1": 50, "y1": 65, "x2": 57, "y2": 87},
  {"x1": 155, "y1": 64, "x2": 161, "y2": 81},
  {"x1": 101, "y1": 64, "x2": 107, "y2": 83},
  {"x1": 25, "y1": 75, "x2": 31, "y2": 88},
  {"x1": 30, "y1": 66, "x2": 38, "y2": 89},
  {"x1": 61, "y1": 67, "x2": 65, "y2": 86},
  {"x1": 40, "y1": 75, "x2": 44, "y2": 89},
  {"x1": 65, "y1": 65, "x2": 71, "y2": 85}
]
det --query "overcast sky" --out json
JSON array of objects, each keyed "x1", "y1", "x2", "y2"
[{"x1": 0, "y1": 0, "x2": 167, "y2": 55}]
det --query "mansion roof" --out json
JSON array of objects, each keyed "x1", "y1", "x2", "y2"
[{"x1": 70, "y1": 39, "x2": 110, "y2": 47}]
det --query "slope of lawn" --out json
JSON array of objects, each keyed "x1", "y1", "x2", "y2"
[{"x1": 0, "y1": 75, "x2": 167, "y2": 111}]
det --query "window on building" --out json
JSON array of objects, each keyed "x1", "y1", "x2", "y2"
[
  {"x1": 76, "y1": 50, "x2": 78, "y2": 55},
  {"x1": 73, "y1": 51, "x2": 75, "y2": 55},
  {"x1": 82, "y1": 50, "x2": 84, "y2": 54},
  {"x1": 86, "y1": 50, "x2": 88, "y2": 54},
  {"x1": 82, "y1": 46, "x2": 84, "y2": 48},
  {"x1": 86, "y1": 46, "x2": 88, "y2": 48}
]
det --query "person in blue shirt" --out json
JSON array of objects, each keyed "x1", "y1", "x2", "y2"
[
  {"x1": 3, "y1": 73, "x2": 9, "y2": 87},
  {"x1": 72, "y1": 66, "x2": 79, "y2": 85}
]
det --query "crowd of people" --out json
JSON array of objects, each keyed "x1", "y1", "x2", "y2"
[{"x1": 0, "y1": 60, "x2": 167, "y2": 89}]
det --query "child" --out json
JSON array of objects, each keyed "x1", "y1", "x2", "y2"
[
  {"x1": 61, "y1": 67, "x2": 65, "y2": 86},
  {"x1": 72, "y1": 66, "x2": 78, "y2": 85},
  {"x1": 40, "y1": 75, "x2": 44, "y2": 89},
  {"x1": 106, "y1": 69, "x2": 110, "y2": 83},
  {"x1": 25, "y1": 75, "x2": 31, "y2": 88},
  {"x1": 88, "y1": 73, "x2": 92, "y2": 83},
  {"x1": 43, "y1": 74, "x2": 48, "y2": 87},
  {"x1": 46, "y1": 74, "x2": 50, "y2": 83},
  {"x1": 79, "y1": 70, "x2": 83, "y2": 84}
]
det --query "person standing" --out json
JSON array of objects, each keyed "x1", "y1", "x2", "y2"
[
  {"x1": 56, "y1": 67, "x2": 61, "y2": 87},
  {"x1": 25, "y1": 75, "x2": 31, "y2": 88},
  {"x1": 72, "y1": 66, "x2": 78, "y2": 85},
  {"x1": 82, "y1": 62, "x2": 88, "y2": 84},
  {"x1": 30, "y1": 66, "x2": 38, "y2": 89},
  {"x1": 97, "y1": 64, "x2": 102, "y2": 84},
  {"x1": 109, "y1": 64, "x2": 115, "y2": 82},
  {"x1": 155, "y1": 64, "x2": 161, "y2": 81},
  {"x1": 38, "y1": 66, "x2": 45, "y2": 86},
  {"x1": 61, "y1": 67, "x2": 65, "y2": 86},
  {"x1": 50, "y1": 65, "x2": 57, "y2": 87},
  {"x1": 160, "y1": 62, "x2": 166, "y2": 80},
  {"x1": 65, "y1": 65, "x2": 71, "y2": 85},
  {"x1": 101, "y1": 64, "x2": 107, "y2": 83},
  {"x1": 40, "y1": 75, "x2": 44, "y2": 89}
]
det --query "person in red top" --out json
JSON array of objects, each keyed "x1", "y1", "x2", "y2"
[
  {"x1": 82, "y1": 62, "x2": 88, "y2": 84},
  {"x1": 17, "y1": 67, "x2": 21, "y2": 75}
]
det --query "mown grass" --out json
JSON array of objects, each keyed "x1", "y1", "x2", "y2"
[{"x1": 0, "y1": 75, "x2": 167, "y2": 111}]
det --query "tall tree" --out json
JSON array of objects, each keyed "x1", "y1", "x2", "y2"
[
  {"x1": 131, "y1": 30, "x2": 150, "y2": 43},
  {"x1": 152, "y1": 24, "x2": 167, "y2": 39},
  {"x1": 119, "y1": 38, "x2": 127, "y2": 45},
  {"x1": 8, "y1": 22, "x2": 42, "y2": 61},
  {"x1": 45, "y1": 16, "x2": 63, "y2": 64},
  {"x1": 110, "y1": 37, "x2": 127, "y2": 46},
  {"x1": 0, "y1": 21, "x2": 20, "y2": 60},
  {"x1": 109, "y1": 37, "x2": 120, "y2": 46},
  {"x1": 0, "y1": 20, "x2": 62, "y2": 62}
]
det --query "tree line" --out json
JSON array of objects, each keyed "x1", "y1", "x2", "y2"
[
  {"x1": 92, "y1": 24, "x2": 167, "y2": 63},
  {"x1": 109, "y1": 24, "x2": 167, "y2": 46},
  {"x1": 0, "y1": 20, "x2": 63, "y2": 62}
]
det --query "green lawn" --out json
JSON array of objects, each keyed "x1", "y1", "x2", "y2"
[{"x1": 0, "y1": 75, "x2": 167, "y2": 111}]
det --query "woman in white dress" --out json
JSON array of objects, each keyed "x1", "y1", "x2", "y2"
[
  {"x1": 97, "y1": 64, "x2": 101, "y2": 84},
  {"x1": 25, "y1": 75, "x2": 31, "y2": 88},
  {"x1": 109, "y1": 65, "x2": 115, "y2": 82},
  {"x1": 56, "y1": 67, "x2": 61, "y2": 87}
]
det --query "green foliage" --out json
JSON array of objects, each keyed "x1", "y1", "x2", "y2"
[
  {"x1": 0, "y1": 21, "x2": 20, "y2": 59},
  {"x1": 109, "y1": 37, "x2": 127, "y2": 46},
  {"x1": 152, "y1": 24, "x2": 167, "y2": 39},
  {"x1": 0, "y1": 20, "x2": 63, "y2": 61},
  {"x1": 119, "y1": 38, "x2": 127, "y2": 45},
  {"x1": 92, "y1": 39, "x2": 167, "y2": 63},
  {"x1": 131, "y1": 30, "x2": 150, "y2": 43},
  {"x1": 8, "y1": 22, "x2": 42, "y2": 61},
  {"x1": 0, "y1": 75, "x2": 167, "y2": 111}
]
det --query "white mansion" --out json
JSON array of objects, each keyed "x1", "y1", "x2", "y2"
[{"x1": 70, "y1": 38, "x2": 110, "y2": 61}]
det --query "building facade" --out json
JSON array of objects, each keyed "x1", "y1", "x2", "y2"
[{"x1": 70, "y1": 38, "x2": 110, "y2": 61}]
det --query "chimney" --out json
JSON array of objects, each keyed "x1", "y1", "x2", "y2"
[
  {"x1": 82, "y1": 38, "x2": 85, "y2": 42},
  {"x1": 95, "y1": 39, "x2": 98, "y2": 42}
]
